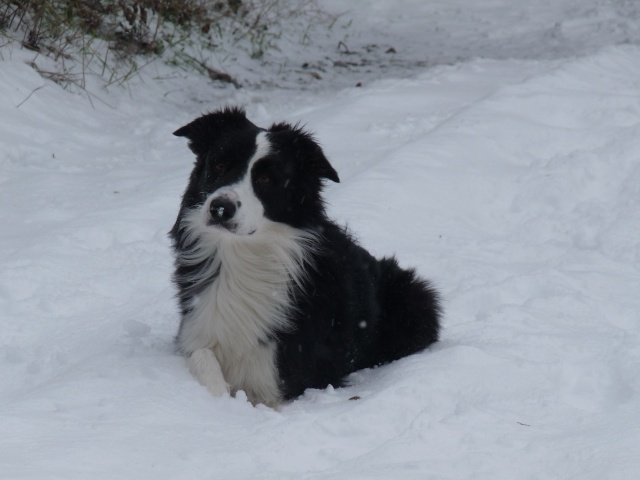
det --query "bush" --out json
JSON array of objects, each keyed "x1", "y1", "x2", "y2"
[{"x1": 0, "y1": 0, "x2": 330, "y2": 88}]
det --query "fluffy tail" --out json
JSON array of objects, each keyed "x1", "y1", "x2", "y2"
[{"x1": 376, "y1": 257, "x2": 441, "y2": 364}]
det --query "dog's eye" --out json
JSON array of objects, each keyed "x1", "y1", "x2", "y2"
[
  {"x1": 214, "y1": 163, "x2": 227, "y2": 174},
  {"x1": 256, "y1": 174, "x2": 271, "y2": 184}
]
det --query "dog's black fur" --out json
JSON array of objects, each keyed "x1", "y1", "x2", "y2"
[{"x1": 171, "y1": 107, "x2": 441, "y2": 404}]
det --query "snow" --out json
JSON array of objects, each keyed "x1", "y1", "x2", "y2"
[{"x1": 1, "y1": 1, "x2": 640, "y2": 479}]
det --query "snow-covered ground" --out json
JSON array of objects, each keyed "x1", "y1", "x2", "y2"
[{"x1": 1, "y1": 1, "x2": 640, "y2": 479}]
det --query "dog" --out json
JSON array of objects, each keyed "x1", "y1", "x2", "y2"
[{"x1": 170, "y1": 107, "x2": 441, "y2": 407}]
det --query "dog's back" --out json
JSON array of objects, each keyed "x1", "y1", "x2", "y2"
[{"x1": 275, "y1": 221, "x2": 440, "y2": 400}]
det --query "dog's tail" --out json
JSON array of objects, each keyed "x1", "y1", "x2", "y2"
[{"x1": 376, "y1": 257, "x2": 441, "y2": 363}]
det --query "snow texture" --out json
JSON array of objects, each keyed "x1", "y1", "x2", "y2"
[{"x1": 1, "y1": 1, "x2": 640, "y2": 479}]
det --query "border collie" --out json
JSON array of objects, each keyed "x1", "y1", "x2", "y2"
[{"x1": 171, "y1": 107, "x2": 441, "y2": 407}]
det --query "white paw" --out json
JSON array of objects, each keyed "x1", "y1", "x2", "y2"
[{"x1": 187, "y1": 348, "x2": 229, "y2": 397}]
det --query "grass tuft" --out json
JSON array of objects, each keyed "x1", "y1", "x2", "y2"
[{"x1": 0, "y1": 0, "x2": 334, "y2": 90}]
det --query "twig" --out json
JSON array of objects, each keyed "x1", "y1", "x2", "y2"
[
  {"x1": 184, "y1": 54, "x2": 241, "y2": 88},
  {"x1": 27, "y1": 61, "x2": 114, "y2": 110},
  {"x1": 337, "y1": 40, "x2": 352, "y2": 54},
  {"x1": 15, "y1": 84, "x2": 45, "y2": 108}
]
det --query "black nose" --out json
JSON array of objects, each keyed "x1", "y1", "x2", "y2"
[{"x1": 209, "y1": 197, "x2": 237, "y2": 224}]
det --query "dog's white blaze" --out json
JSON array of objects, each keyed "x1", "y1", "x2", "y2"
[
  {"x1": 176, "y1": 133, "x2": 317, "y2": 406},
  {"x1": 207, "y1": 132, "x2": 271, "y2": 236}
]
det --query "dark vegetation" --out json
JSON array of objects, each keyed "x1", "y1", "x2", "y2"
[{"x1": 0, "y1": 0, "x2": 329, "y2": 88}]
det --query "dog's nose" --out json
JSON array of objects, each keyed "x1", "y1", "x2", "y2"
[{"x1": 209, "y1": 197, "x2": 237, "y2": 224}]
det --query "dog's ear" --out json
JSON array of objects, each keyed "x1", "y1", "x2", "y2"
[
  {"x1": 173, "y1": 106, "x2": 253, "y2": 156},
  {"x1": 269, "y1": 122, "x2": 340, "y2": 183},
  {"x1": 305, "y1": 141, "x2": 340, "y2": 183}
]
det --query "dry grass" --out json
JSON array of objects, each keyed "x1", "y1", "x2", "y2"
[{"x1": 0, "y1": 0, "x2": 329, "y2": 89}]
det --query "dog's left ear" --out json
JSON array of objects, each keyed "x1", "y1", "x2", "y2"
[
  {"x1": 269, "y1": 122, "x2": 340, "y2": 183},
  {"x1": 305, "y1": 142, "x2": 340, "y2": 183}
]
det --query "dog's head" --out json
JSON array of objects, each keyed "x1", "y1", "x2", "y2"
[{"x1": 172, "y1": 107, "x2": 339, "y2": 238}]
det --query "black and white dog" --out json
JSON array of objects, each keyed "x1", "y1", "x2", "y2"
[{"x1": 171, "y1": 107, "x2": 441, "y2": 407}]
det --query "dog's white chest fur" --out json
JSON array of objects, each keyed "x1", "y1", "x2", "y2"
[{"x1": 176, "y1": 225, "x2": 314, "y2": 406}]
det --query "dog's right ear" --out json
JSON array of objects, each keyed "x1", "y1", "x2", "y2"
[
  {"x1": 173, "y1": 106, "x2": 251, "y2": 156},
  {"x1": 172, "y1": 124, "x2": 193, "y2": 138}
]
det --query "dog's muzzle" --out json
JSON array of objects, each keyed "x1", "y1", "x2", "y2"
[
  {"x1": 209, "y1": 197, "x2": 237, "y2": 225},
  {"x1": 206, "y1": 190, "x2": 256, "y2": 235}
]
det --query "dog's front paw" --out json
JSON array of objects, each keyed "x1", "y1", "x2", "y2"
[{"x1": 188, "y1": 348, "x2": 230, "y2": 397}]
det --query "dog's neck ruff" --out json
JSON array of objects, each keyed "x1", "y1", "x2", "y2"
[
  {"x1": 176, "y1": 207, "x2": 318, "y2": 350},
  {"x1": 175, "y1": 208, "x2": 317, "y2": 404}
]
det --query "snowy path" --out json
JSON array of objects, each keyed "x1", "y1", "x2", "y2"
[{"x1": 2, "y1": 2, "x2": 640, "y2": 479}]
